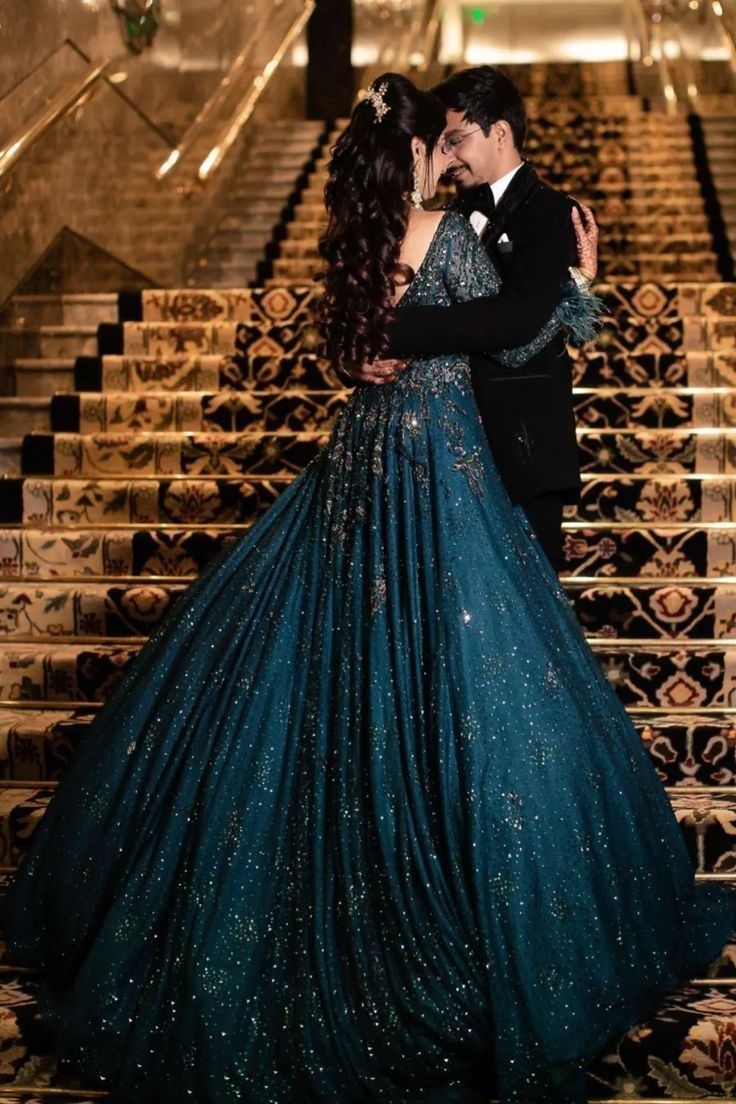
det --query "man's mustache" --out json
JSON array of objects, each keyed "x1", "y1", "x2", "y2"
[{"x1": 440, "y1": 162, "x2": 468, "y2": 186}]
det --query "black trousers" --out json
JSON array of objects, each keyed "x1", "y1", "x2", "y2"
[{"x1": 519, "y1": 490, "x2": 566, "y2": 573}]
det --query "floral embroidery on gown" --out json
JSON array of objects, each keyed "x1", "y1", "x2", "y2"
[{"x1": 5, "y1": 210, "x2": 736, "y2": 1104}]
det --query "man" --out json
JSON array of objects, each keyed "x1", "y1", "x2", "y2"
[{"x1": 355, "y1": 66, "x2": 599, "y2": 572}]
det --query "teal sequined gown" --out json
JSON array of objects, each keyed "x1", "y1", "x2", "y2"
[{"x1": 5, "y1": 211, "x2": 736, "y2": 1104}]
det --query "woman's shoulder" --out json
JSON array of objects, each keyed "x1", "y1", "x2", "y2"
[
  {"x1": 413, "y1": 208, "x2": 464, "y2": 231},
  {"x1": 418, "y1": 209, "x2": 472, "y2": 252},
  {"x1": 409, "y1": 208, "x2": 447, "y2": 236},
  {"x1": 439, "y1": 208, "x2": 473, "y2": 238}
]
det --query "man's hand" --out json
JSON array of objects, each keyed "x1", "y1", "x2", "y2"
[
  {"x1": 571, "y1": 203, "x2": 599, "y2": 281},
  {"x1": 346, "y1": 358, "x2": 408, "y2": 385}
]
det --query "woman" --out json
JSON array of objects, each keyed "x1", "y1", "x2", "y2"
[{"x1": 5, "y1": 73, "x2": 736, "y2": 1104}]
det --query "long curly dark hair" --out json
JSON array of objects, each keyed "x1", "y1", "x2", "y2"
[{"x1": 318, "y1": 73, "x2": 447, "y2": 373}]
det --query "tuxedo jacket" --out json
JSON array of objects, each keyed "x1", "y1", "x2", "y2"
[{"x1": 387, "y1": 161, "x2": 581, "y2": 505}]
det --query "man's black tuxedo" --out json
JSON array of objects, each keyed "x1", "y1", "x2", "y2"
[{"x1": 387, "y1": 161, "x2": 581, "y2": 509}]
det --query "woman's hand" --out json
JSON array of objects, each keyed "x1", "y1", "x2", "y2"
[
  {"x1": 571, "y1": 203, "x2": 599, "y2": 282},
  {"x1": 344, "y1": 358, "x2": 407, "y2": 385}
]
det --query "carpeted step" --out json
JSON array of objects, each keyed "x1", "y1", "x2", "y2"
[
  {"x1": 571, "y1": 474, "x2": 736, "y2": 524},
  {"x1": 85, "y1": 349, "x2": 736, "y2": 401},
  {"x1": 638, "y1": 711, "x2": 736, "y2": 786},
  {"x1": 135, "y1": 282, "x2": 732, "y2": 325},
  {"x1": 3, "y1": 521, "x2": 736, "y2": 580},
  {"x1": 576, "y1": 428, "x2": 736, "y2": 476},
  {"x1": 115, "y1": 319, "x2": 321, "y2": 359},
  {"x1": 51, "y1": 390, "x2": 350, "y2": 434},
  {"x1": 0, "y1": 526, "x2": 241, "y2": 578},
  {"x1": 0, "y1": 643, "x2": 142, "y2": 701},
  {"x1": 103, "y1": 309, "x2": 736, "y2": 364},
  {"x1": 566, "y1": 581, "x2": 736, "y2": 640},
  {"x1": 78, "y1": 352, "x2": 337, "y2": 393},
  {"x1": 16, "y1": 427, "x2": 736, "y2": 478},
  {"x1": 0, "y1": 476, "x2": 283, "y2": 526},
  {"x1": 13, "y1": 471, "x2": 736, "y2": 528},
  {"x1": 0, "y1": 581, "x2": 188, "y2": 639},
  {"x1": 594, "y1": 643, "x2": 736, "y2": 708},
  {"x1": 574, "y1": 389, "x2": 736, "y2": 429},
  {"x1": 6, "y1": 580, "x2": 736, "y2": 642},
  {"x1": 561, "y1": 521, "x2": 736, "y2": 576},
  {"x1": 601, "y1": 258, "x2": 721, "y2": 280},
  {"x1": 0, "y1": 706, "x2": 96, "y2": 780},
  {"x1": 21, "y1": 430, "x2": 328, "y2": 477},
  {"x1": 574, "y1": 354, "x2": 736, "y2": 390}
]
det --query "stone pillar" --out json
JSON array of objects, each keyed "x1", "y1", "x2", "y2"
[{"x1": 306, "y1": 0, "x2": 353, "y2": 119}]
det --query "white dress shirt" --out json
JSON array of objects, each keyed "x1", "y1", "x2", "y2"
[{"x1": 490, "y1": 161, "x2": 524, "y2": 207}]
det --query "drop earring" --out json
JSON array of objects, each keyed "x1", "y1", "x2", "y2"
[{"x1": 411, "y1": 162, "x2": 423, "y2": 209}]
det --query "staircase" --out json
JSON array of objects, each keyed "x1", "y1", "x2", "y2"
[{"x1": 1, "y1": 65, "x2": 736, "y2": 1100}]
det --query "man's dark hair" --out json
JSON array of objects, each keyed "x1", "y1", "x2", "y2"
[{"x1": 433, "y1": 65, "x2": 526, "y2": 152}]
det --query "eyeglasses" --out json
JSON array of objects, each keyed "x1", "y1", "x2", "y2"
[{"x1": 439, "y1": 127, "x2": 484, "y2": 156}]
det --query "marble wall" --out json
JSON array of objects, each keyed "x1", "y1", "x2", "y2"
[
  {"x1": 0, "y1": 0, "x2": 308, "y2": 301},
  {"x1": 0, "y1": 0, "x2": 300, "y2": 141}
]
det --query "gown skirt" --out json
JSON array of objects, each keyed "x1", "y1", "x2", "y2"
[{"x1": 5, "y1": 211, "x2": 736, "y2": 1103}]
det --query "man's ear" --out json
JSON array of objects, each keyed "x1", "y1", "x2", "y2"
[{"x1": 494, "y1": 120, "x2": 513, "y2": 148}]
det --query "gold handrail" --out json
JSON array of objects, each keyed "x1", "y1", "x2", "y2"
[
  {"x1": 669, "y1": 16, "x2": 700, "y2": 105},
  {"x1": 709, "y1": 0, "x2": 736, "y2": 76},
  {"x1": 155, "y1": 0, "x2": 290, "y2": 179},
  {"x1": 417, "y1": 0, "x2": 444, "y2": 73},
  {"x1": 394, "y1": 0, "x2": 434, "y2": 71},
  {"x1": 196, "y1": 0, "x2": 315, "y2": 181},
  {"x1": 0, "y1": 61, "x2": 111, "y2": 182},
  {"x1": 629, "y1": 0, "x2": 678, "y2": 112}
]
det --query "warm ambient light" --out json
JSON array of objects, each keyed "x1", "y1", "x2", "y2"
[
  {"x1": 198, "y1": 145, "x2": 221, "y2": 180},
  {"x1": 713, "y1": 1, "x2": 724, "y2": 15},
  {"x1": 687, "y1": 82, "x2": 699, "y2": 96},
  {"x1": 664, "y1": 83, "x2": 677, "y2": 101},
  {"x1": 464, "y1": 45, "x2": 540, "y2": 64},
  {"x1": 108, "y1": 71, "x2": 128, "y2": 84},
  {"x1": 0, "y1": 139, "x2": 21, "y2": 161},
  {"x1": 156, "y1": 149, "x2": 181, "y2": 179}
]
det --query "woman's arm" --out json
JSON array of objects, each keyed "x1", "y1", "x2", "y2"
[{"x1": 386, "y1": 203, "x2": 577, "y2": 356}]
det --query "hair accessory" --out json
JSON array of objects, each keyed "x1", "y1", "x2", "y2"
[{"x1": 361, "y1": 81, "x2": 391, "y2": 124}]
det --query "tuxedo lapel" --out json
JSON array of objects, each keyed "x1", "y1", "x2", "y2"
[
  {"x1": 454, "y1": 162, "x2": 542, "y2": 255},
  {"x1": 485, "y1": 161, "x2": 540, "y2": 242}
]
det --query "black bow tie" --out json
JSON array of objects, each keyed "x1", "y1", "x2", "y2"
[{"x1": 468, "y1": 183, "x2": 495, "y2": 218}]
